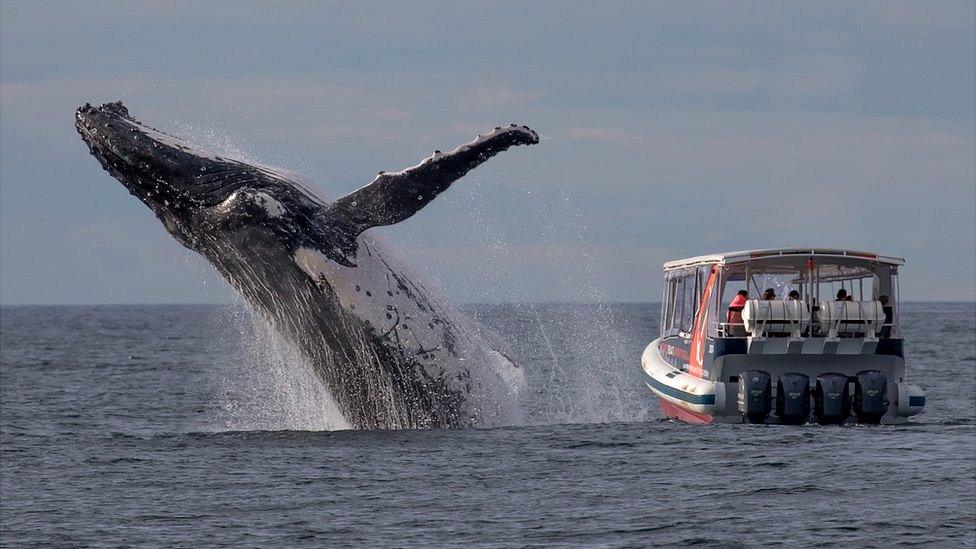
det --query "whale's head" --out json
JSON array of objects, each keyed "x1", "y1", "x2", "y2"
[{"x1": 75, "y1": 101, "x2": 323, "y2": 253}]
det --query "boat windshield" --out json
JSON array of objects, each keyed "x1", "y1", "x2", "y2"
[{"x1": 713, "y1": 255, "x2": 900, "y2": 339}]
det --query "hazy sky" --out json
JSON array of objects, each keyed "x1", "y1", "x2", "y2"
[{"x1": 2, "y1": 1, "x2": 974, "y2": 304}]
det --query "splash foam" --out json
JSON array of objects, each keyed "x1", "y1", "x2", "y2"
[{"x1": 212, "y1": 304, "x2": 351, "y2": 431}]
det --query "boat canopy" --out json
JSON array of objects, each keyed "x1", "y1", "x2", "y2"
[
  {"x1": 663, "y1": 248, "x2": 905, "y2": 271},
  {"x1": 659, "y1": 247, "x2": 905, "y2": 342}
]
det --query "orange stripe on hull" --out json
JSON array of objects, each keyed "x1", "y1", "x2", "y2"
[
  {"x1": 659, "y1": 399, "x2": 714, "y2": 424},
  {"x1": 688, "y1": 266, "x2": 717, "y2": 378}
]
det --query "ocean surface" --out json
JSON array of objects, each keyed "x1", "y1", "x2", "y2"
[{"x1": 1, "y1": 302, "x2": 974, "y2": 547}]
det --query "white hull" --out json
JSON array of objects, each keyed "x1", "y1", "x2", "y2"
[{"x1": 642, "y1": 338, "x2": 925, "y2": 425}]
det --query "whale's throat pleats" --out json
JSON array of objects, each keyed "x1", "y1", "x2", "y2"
[{"x1": 207, "y1": 229, "x2": 468, "y2": 429}]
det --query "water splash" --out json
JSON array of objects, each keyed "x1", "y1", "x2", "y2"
[
  {"x1": 528, "y1": 180, "x2": 646, "y2": 425},
  {"x1": 519, "y1": 303, "x2": 650, "y2": 425},
  {"x1": 177, "y1": 130, "x2": 646, "y2": 429},
  {"x1": 443, "y1": 164, "x2": 650, "y2": 425},
  {"x1": 210, "y1": 304, "x2": 350, "y2": 432}
]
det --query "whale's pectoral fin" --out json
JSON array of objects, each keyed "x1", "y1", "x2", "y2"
[{"x1": 326, "y1": 125, "x2": 539, "y2": 235}]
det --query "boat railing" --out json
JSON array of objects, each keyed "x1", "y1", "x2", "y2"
[{"x1": 715, "y1": 320, "x2": 898, "y2": 339}]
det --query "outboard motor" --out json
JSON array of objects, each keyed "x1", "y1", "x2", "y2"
[
  {"x1": 775, "y1": 373, "x2": 810, "y2": 425},
  {"x1": 853, "y1": 370, "x2": 889, "y2": 424},
  {"x1": 814, "y1": 373, "x2": 851, "y2": 425},
  {"x1": 737, "y1": 370, "x2": 772, "y2": 424}
]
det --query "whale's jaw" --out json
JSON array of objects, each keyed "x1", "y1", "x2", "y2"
[{"x1": 75, "y1": 102, "x2": 263, "y2": 243}]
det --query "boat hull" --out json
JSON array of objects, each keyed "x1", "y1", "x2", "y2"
[
  {"x1": 642, "y1": 338, "x2": 925, "y2": 425},
  {"x1": 658, "y1": 399, "x2": 714, "y2": 424}
]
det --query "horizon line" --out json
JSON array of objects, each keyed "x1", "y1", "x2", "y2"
[{"x1": 2, "y1": 300, "x2": 974, "y2": 307}]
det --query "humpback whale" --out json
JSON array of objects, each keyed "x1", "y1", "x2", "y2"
[{"x1": 75, "y1": 101, "x2": 539, "y2": 429}]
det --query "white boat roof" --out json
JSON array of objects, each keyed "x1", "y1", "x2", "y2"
[{"x1": 663, "y1": 247, "x2": 905, "y2": 270}]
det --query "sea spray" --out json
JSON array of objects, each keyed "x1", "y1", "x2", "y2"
[
  {"x1": 443, "y1": 165, "x2": 651, "y2": 425},
  {"x1": 167, "y1": 125, "x2": 348, "y2": 431},
  {"x1": 518, "y1": 303, "x2": 650, "y2": 425},
  {"x1": 208, "y1": 303, "x2": 351, "y2": 432}
]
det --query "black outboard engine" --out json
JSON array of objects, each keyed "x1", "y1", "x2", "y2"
[
  {"x1": 853, "y1": 370, "x2": 889, "y2": 424},
  {"x1": 814, "y1": 373, "x2": 851, "y2": 425},
  {"x1": 737, "y1": 370, "x2": 772, "y2": 424},
  {"x1": 775, "y1": 373, "x2": 810, "y2": 425}
]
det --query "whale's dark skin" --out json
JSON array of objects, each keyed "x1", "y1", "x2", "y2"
[{"x1": 75, "y1": 101, "x2": 539, "y2": 429}]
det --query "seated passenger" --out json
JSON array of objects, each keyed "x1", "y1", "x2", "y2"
[
  {"x1": 836, "y1": 288, "x2": 848, "y2": 301},
  {"x1": 762, "y1": 288, "x2": 776, "y2": 300},
  {"x1": 727, "y1": 290, "x2": 748, "y2": 336}
]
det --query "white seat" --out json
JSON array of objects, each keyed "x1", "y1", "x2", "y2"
[
  {"x1": 741, "y1": 299, "x2": 810, "y2": 338},
  {"x1": 817, "y1": 300, "x2": 885, "y2": 339}
]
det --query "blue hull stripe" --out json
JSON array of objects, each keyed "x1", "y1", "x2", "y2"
[
  {"x1": 645, "y1": 373, "x2": 716, "y2": 406},
  {"x1": 909, "y1": 396, "x2": 926, "y2": 407}
]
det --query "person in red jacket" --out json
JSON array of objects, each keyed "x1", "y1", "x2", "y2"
[{"x1": 727, "y1": 290, "x2": 748, "y2": 336}]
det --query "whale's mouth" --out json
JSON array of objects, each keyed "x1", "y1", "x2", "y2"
[{"x1": 75, "y1": 101, "x2": 254, "y2": 213}]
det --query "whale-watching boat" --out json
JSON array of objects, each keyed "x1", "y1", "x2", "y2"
[{"x1": 641, "y1": 248, "x2": 926, "y2": 424}]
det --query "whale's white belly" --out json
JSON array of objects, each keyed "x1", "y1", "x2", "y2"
[{"x1": 292, "y1": 235, "x2": 508, "y2": 380}]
